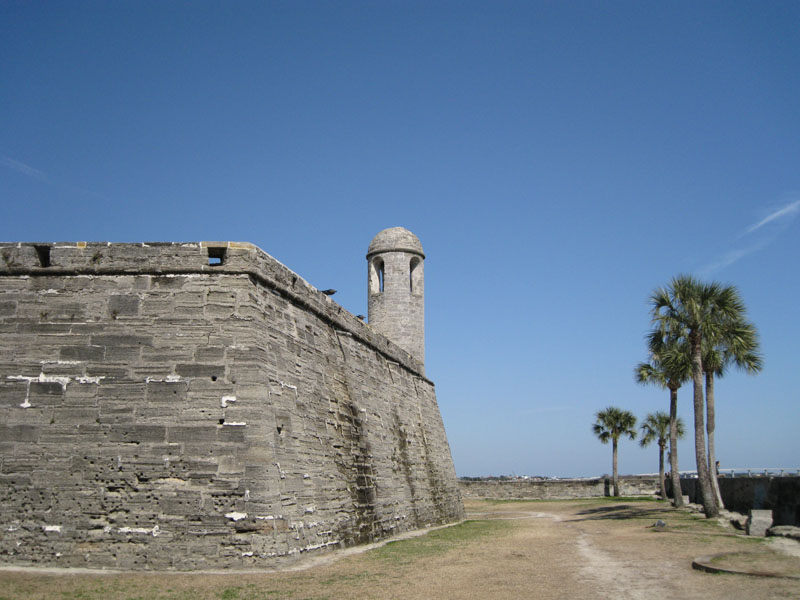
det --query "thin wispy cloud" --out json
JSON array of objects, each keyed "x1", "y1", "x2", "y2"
[
  {"x1": 1, "y1": 154, "x2": 108, "y2": 201},
  {"x1": 745, "y1": 198, "x2": 800, "y2": 234},
  {"x1": 701, "y1": 195, "x2": 799, "y2": 275},
  {"x1": 699, "y1": 242, "x2": 767, "y2": 277},
  {"x1": 1, "y1": 156, "x2": 48, "y2": 180}
]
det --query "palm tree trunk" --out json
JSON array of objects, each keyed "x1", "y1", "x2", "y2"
[
  {"x1": 668, "y1": 386, "x2": 684, "y2": 507},
  {"x1": 612, "y1": 438, "x2": 619, "y2": 497},
  {"x1": 706, "y1": 372, "x2": 725, "y2": 509},
  {"x1": 658, "y1": 441, "x2": 666, "y2": 500},
  {"x1": 691, "y1": 332, "x2": 718, "y2": 517}
]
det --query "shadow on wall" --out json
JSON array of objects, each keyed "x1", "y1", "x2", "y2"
[{"x1": 670, "y1": 476, "x2": 800, "y2": 526}]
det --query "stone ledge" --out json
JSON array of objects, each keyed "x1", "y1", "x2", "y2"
[{"x1": 692, "y1": 552, "x2": 800, "y2": 580}]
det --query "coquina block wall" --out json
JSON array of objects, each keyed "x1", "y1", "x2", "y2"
[
  {"x1": 459, "y1": 477, "x2": 660, "y2": 500},
  {"x1": 0, "y1": 241, "x2": 463, "y2": 570}
]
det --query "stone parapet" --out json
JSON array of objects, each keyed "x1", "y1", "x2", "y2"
[{"x1": 0, "y1": 242, "x2": 426, "y2": 378}]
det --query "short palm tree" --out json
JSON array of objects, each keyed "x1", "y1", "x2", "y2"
[
  {"x1": 592, "y1": 407, "x2": 637, "y2": 497},
  {"x1": 637, "y1": 330, "x2": 692, "y2": 507},
  {"x1": 640, "y1": 411, "x2": 685, "y2": 500}
]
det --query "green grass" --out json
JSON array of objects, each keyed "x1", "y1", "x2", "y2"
[
  {"x1": 370, "y1": 519, "x2": 507, "y2": 565},
  {"x1": 481, "y1": 496, "x2": 663, "y2": 505}
]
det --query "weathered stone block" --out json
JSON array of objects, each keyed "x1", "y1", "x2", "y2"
[
  {"x1": 0, "y1": 425, "x2": 40, "y2": 442},
  {"x1": 106, "y1": 425, "x2": 167, "y2": 444},
  {"x1": 146, "y1": 381, "x2": 188, "y2": 402},
  {"x1": 91, "y1": 334, "x2": 153, "y2": 347},
  {"x1": 167, "y1": 426, "x2": 218, "y2": 443},
  {"x1": 175, "y1": 364, "x2": 225, "y2": 379},
  {"x1": 107, "y1": 295, "x2": 140, "y2": 317},
  {"x1": 59, "y1": 345, "x2": 105, "y2": 361},
  {"x1": 746, "y1": 509, "x2": 773, "y2": 536}
]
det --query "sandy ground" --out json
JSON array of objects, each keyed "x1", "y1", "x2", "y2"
[{"x1": 1, "y1": 498, "x2": 798, "y2": 599}]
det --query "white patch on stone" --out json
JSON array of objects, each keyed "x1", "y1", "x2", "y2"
[
  {"x1": 75, "y1": 376, "x2": 105, "y2": 384},
  {"x1": 8, "y1": 374, "x2": 71, "y2": 389},
  {"x1": 225, "y1": 512, "x2": 247, "y2": 521},
  {"x1": 223, "y1": 422, "x2": 246, "y2": 426},
  {"x1": 304, "y1": 506, "x2": 315, "y2": 514},
  {"x1": 8, "y1": 373, "x2": 77, "y2": 407},
  {"x1": 242, "y1": 552, "x2": 254, "y2": 557},
  {"x1": 117, "y1": 525, "x2": 160, "y2": 536},
  {"x1": 244, "y1": 489, "x2": 250, "y2": 501},
  {"x1": 40, "y1": 360, "x2": 83, "y2": 365},
  {"x1": 275, "y1": 380, "x2": 298, "y2": 398},
  {"x1": 221, "y1": 395, "x2": 236, "y2": 408},
  {"x1": 42, "y1": 525, "x2": 62, "y2": 533},
  {"x1": 145, "y1": 375, "x2": 184, "y2": 383}
]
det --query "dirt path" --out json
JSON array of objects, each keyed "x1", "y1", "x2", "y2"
[
  {"x1": 1, "y1": 498, "x2": 798, "y2": 599},
  {"x1": 467, "y1": 499, "x2": 798, "y2": 600}
]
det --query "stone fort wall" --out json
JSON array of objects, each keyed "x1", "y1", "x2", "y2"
[
  {"x1": 0, "y1": 242, "x2": 463, "y2": 570},
  {"x1": 459, "y1": 477, "x2": 660, "y2": 500}
]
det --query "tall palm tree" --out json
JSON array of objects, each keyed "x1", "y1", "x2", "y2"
[
  {"x1": 651, "y1": 275, "x2": 752, "y2": 518},
  {"x1": 636, "y1": 332, "x2": 692, "y2": 507},
  {"x1": 703, "y1": 320, "x2": 762, "y2": 508},
  {"x1": 640, "y1": 411, "x2": 685, "y2": 500},
  {"x1": 592, "y1": 407, "x2": 637, "y2": 497}
]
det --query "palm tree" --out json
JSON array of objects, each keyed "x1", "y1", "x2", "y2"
[
  {"x1": 640, "y1": 411, "x2": 685, "y2": 500},
  {"x1": 651, "y1": 275, "x2": 754, "y2": 518},
  {"x1": 636, "y1": 332, "x2": 692, "y2": 507},
  {"x1": 592, "y1": 407, "x2": 637, "y2": 497},
  {"x1": 703, "y1": 319, "x2": 762, "y2": 508}
]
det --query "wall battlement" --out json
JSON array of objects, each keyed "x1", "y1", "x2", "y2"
[{"x1": 0, "y1": 240, "x2": 462, "y2": 570}]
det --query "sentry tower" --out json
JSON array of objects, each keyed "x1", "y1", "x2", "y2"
[{"x1": 367, "y1": 227, "x2": 425, "y2": 368}]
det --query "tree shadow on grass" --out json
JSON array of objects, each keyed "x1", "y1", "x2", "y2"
[{"x1": 568, "y1": 504, "x2": 669, "y2": 522}]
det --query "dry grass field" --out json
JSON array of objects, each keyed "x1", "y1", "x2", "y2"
[{"x1": 1, "y1": 497, "x2": 798, "y2": 599}]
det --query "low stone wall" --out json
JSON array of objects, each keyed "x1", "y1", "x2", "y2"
[
  {"x1": 676, "y1": 476, "x2": 800, "y2": 526},
  {"x1": 459, "y1": 477, "x2": 660, "y2": 500}
]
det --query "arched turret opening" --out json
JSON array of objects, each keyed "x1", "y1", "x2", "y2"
[
  {"x1": 410, "y1": 257, "x2": 421, "y2": 295},
  {"x1": 369, "y1": 257, "x2": 385, "y2": 294}
]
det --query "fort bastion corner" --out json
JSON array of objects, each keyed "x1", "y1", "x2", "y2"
[{"x1": 0, "y1": 232, "x2": 463, "y2": 570}]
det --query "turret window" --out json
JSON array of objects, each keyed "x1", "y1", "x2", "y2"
[
  {"x1": 410, "y1": 257, "x2": 421, "y2": 295},
  {"x1": 370, "y1": 258, "x2": 385, "y2": 294}
]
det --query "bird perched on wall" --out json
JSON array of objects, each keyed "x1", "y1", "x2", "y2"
[
  {"x1": 320, "y1": 289, "x2": 337, "y2": 296},
  {"x1": 356, "y1": 315, "x2": 365, "y2": 320}
]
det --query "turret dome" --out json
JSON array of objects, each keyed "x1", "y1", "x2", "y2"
[{"x1": 367, "y1": 227, "x2": 425, "y2": 259}]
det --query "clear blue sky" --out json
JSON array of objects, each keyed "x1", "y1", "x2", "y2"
[{"x1": 2, "y1": 2, "x2": 798, "y2": 477}]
